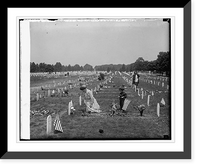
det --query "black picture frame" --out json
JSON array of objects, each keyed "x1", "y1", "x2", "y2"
[{"x1": 3, "y1": 2, "x2": 191, "y2": 159}]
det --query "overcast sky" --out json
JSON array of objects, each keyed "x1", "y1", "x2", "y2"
[{"x1": 30, "y1": 18, "x2": 169, "y2": 67}]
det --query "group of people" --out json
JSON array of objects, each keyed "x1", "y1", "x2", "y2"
[{"x1": 79, "y1": 71, "x2": 140, "y2": 115}]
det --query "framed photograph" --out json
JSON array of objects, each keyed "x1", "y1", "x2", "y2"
[{"x1": 4, "y1": 2, "x2": 191, "y2": 159}]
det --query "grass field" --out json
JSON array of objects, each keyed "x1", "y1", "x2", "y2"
[{"x1": 30, "y1": 71, "x2": 171, "y2": 140}]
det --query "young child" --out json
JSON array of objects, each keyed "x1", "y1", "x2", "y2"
[
  {"x1": 118, "y1": 85, "x2": 127, "y2": 112},
  {"x1": 110, "y1": 100, "x2": 118, "y2": 116}
]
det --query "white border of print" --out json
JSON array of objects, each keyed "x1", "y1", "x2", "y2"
[{"x1": 8, "y1": 8, "x2": 183, "y2": 152}]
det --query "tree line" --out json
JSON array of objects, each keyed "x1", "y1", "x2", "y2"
[
  {"x1": 30, "y1": 51, "x2": 170, "y2": 75},
  {"x1": 95, "y1": 51, "x2": 170, "y2": 75},
  {"x1": 30, "y1": 62, "x2": 93, "y2": 73}
]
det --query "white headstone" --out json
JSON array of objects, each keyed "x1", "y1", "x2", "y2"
[
  {"x1": 152, "y1": 91, "x2": 154, "y2": 96},
  {"x1": 36, "y1": 93, "x2": 39, "y2": 101},
  {"x1": 70, "y1": 100, "x2": 73, "y2": 107},
  {"x1": 46, "y1": 115, "x2": 52, "y2": 135},
  {"x1": 162, "y1": 82, "x2": 164, "y2": 87},
  {"x1": 68, "y1": 101, "x2": 71, "y2": 115},
  {"x1": 79, "y1": 95, "x2": 82, "y2": 106},
  {"x1": 138, "y1": 89, "x2": 140, "y2": 96},
  {"x1": 147, "y1": 95, "x2": 151, "y2": 106},
  {"x1": 157, "y1": 103, "x2": 160, "y2": 117},
  {"x1": 141, "y1": 91, "x2": 144, "y2": 99},
  {"x1": 48, "y1": 89, "x2": 51, "y2": 97}
]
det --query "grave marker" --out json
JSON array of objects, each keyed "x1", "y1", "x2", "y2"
[
  {"x1": 147, "y1": 95, "x2": 150, "y2": 106},
  {"x1": 79, "y1": 95, "x2": 82, "y2": 106},
  {"x1": 48, "y1": 89, "x2": 51, "y2": 97},
  {"x1": 157, "y1": 103, "x2": 160, "y2": 117},
  {"x1": 138, "y1": 89, "x2": 140, "y2": 96},
  {"x1": 36, "y1": 93, "x2": 39, "y2": 101},
  {"x1": 68, "y1": 101, "x2": 71, "y2": 115},
  {"x1": 46, "y1": 115, "x2": 52, "y2": 135}
]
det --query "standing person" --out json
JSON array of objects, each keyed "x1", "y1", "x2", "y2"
[
  {"x1": 80, "y1": 84, "x2": 101, "y2": 114},
  {"x1": 118, "y1": 85, "x2": 127, "y2": 112},
  {"x1": 132, "y1": 71, "x2": 140, "y2": 88}
]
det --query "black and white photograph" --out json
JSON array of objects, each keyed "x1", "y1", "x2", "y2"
[
  {"x1": 4, "y1": 4, "x2": 192, "y2": 160},
  {"x1": 22, "y1": 18, "x2": 171, "y2": 140}
]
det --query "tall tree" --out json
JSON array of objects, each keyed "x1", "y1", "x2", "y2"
[{"x1": 54, "y1": 62, "x2": 62, "y2": 72}]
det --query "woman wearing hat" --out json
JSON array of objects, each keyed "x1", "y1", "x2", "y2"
[
  {"x1": 132, "y1": 71, "x2": 140, "y2": 88},
  {"x1": 80, "y1": 84, "x2": 101, "y2": 113}
]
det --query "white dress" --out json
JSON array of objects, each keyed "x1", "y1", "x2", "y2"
[{"x1": 84, "y1": 89, "x2": 101, "y2": 113}]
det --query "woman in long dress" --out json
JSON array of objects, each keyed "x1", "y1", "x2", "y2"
[{"x1": 80, "y1": 85, "x2": 101, "y2": 113}]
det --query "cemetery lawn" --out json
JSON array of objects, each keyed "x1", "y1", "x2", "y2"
[{"x1": 30, "y1": 72, "x2": 171, "y2": 140}]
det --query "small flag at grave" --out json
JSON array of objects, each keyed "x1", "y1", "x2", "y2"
[
  {"x1": 122, "y1": 99, "x2": 131, "y2": 111},
  {"x1": 161, "y1": 98, "x2": 166, "y2": 106},
  {"x1": 53, "y1": 115, "x2": 63, "y2": 133}
]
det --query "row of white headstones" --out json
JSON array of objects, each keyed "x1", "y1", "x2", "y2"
[
  {"x1": 46, "y1": 76, "x2": 113, "y2": 135},
  {"x1": 120, "y1": 72, "x2": 167, "y2": 117},
  {"x1": 45, "y1": 73, "x2": 164, "y2": 135},
  {"x1": 32, "y1": 73, "x2": 107, "y2": 101}
]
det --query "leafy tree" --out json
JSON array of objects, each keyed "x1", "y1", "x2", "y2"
[
  {"x1": 45, "y1": 64, "x2": 54, "y2": 73},
  {"x1": 120, "y1": 64, "x2": 126, "y2": 72},
  {"x1": 155, "y1": 52, "x2": 170, "y2": 74},
  {"x1": 39, "y1": 63, "x2": 46, "y2": 72},
  {"x1": 54, "y1": 62, "x2": 62, "y2": 72},
  {"x1": 30, "y1": 62, "x2": 37, "y2": 72}
]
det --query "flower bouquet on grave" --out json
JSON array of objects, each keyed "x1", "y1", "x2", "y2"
[{"x1": 134, "y1": 104, "x2": 146, "y2": 116}]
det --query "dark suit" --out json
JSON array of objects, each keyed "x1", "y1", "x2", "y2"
[{"x1": 119, "y1": 91, "x2": 127, "y2": 110}]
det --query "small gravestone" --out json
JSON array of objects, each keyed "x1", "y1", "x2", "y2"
[
  {"x1": 48, "y1": 89, "x2": 51, "y2": 97},
  {"x1": 46, "y1": 115, "x2": 52, "y2": 135},
  {"x1": 68, "y1": 101, "x2": 71, "y2": 115},
  {"x1": 79, "y1": 95, "x2": 82, "y2": 106},
  {"x1": 141, "y1": 91, "x2": 144, "y2": 99},
  {"x1": 138, "y1": 89, "x2": 140, "y2": 96},
  {"x1": 157, "y1": 103, "x2": 160, "y2": 117},
  {"x1": 162, "y1": 82, "x2": 164, "y2": 87},
  {"x1": 147, "y1": 95, "x2": 151, "y2": 106},
  {"x1": 36, "y1": 93, "x2": 39, "y2": 101}
]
